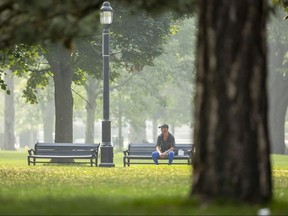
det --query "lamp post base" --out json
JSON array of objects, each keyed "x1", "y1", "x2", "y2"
[{"x1": 99, "y1": 145, "x2": 115, "y2": 167}]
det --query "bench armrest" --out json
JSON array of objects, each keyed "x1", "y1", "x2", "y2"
[
  {"x1": 90, "y1": 149, "x2": 98, "y2": 157},
  {"x1": 123, "y1": 150, "x2": 128, "y2": 156},
  {"x1": 187, "y1": 149, "x2": 192, "y2": 157},
  {"x1": 28, "y1": 149, "x2": 35, "y2": 155}
]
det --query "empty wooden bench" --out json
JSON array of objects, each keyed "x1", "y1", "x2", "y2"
[
  {"x1": 27, "y1": 142, "x2": 100, "y2": 167},
  {"x1": 123, "y1": 143, "x2": 194, "y2": 167}
]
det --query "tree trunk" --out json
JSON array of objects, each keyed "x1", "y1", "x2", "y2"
[
  {"x1": 3, "y1": 69, "x2": 15, "y2": 150},
  {"x1": 53, "y1": 47, "x2": 73, "y2": 157},
  {"x1": 117, "y1": 96, "x2": 123, "y2": 151},
  {"x1": 192, "y1": 0, "x2": 272, "y2": 203},
  {"x1": 49, "y1": 45, "x2": 73, "y2": 143},
  {"x1": 129, "y1": 121, "x2": 148, "y2": 143},
  {"x1": 45, "y1": 44, "x2": 74, "y2": 163},
  {"x1": 84, "y1": 78, "x2": 100, "y2": 144},
  {"x1": 39, "y1": 97, "x2": 54, "y2": 143}
]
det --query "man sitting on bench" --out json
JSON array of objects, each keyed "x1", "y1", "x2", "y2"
[{"x1": 152, "y1": 124, "x2": 175, "y2": 165}]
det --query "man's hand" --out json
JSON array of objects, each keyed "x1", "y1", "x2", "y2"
[{"x1": 159, "y1": 152, "x2": 167, "y2": 158}]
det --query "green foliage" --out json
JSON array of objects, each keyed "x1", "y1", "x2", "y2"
[
  {"x1": 169, "y1": 24, "x2": 180, "y2": 35},
  {"x1": 0, "y1": 44, "x2": 50, "y2": 103},
  {"x1": 117, "y1": 0, "x2": 197, "y2": 15},
  {"x1": 0, "y1": 0, "x2": 102, "y2": 49},
  {"x1": 0, "y1": 44, "x2": 39, "y2": 72},
  {"x1": 73, "y1": 39, "x2": 102, "y2": 81},
  {"x1": 273, "y1": 0, "x2": 288, "y2": 12},
  {"x1": 0, "y1": 1, "x2": 181, "y2": 110},
  {"x1": 0, "y1": 151, "x2": 287, "y2": 215},
  {"x1": 0, "y1": 0, "x2": 197, "y2": 50},
  {"x1": 22, "y1": 75, "x2": 50, "y2": 104},
  {"x1": 0, "y1": 78, "x2": 7, "y2": 92},
  {"x1": 111, "y1": 5, "x2": 174, "y2": 72}
]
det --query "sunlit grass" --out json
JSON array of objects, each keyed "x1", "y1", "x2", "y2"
[{"x1": 0, "y1": 150, "x2": 288, "y2": 215}]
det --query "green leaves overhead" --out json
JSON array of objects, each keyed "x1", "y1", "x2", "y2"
[
  {"x1": 0, "y1": 44, "x2": 48, "y2": 98},
  {"x1": 111, "y1": 6, "x2": 174, "y2": 72},
  {"x1": 0, "y1": 0, "x2": 103, "y2": 49}
]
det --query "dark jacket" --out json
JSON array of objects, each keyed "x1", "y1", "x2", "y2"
[{"x1": 156, "y1": 132, "x2": 175, "y2": 152}]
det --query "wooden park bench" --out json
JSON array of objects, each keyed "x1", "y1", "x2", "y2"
[
  {"x1": 27, "y1": 142, "x2": 100, "y2": 167},
  {"x1": 123, "y1": 143, "x2": 194, "y2": 167}
]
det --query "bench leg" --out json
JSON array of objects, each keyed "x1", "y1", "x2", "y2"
[
  {"x1": 189, "y1": 157, "x2": 193, "y2": 165},
  {"x1": 123, "y1": 157, "x2": 126, "y2": 167},
  {"x1": 27, "y1": 157, "x2": 30, "y2": 166}
]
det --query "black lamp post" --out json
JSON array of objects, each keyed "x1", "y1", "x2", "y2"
[{"x1": 99, "y1": 1, "x2": 115, "y2": 167}]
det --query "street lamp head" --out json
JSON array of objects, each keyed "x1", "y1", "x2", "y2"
[{"x1": 100, "y1": 1, "x2": 113, "y2": 25}]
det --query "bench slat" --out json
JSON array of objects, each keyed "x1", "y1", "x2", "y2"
[{"x1": 29, "y1": 155, "x2": 94, "y2": 159}]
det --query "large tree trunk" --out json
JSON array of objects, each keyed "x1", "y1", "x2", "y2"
[
  {"x1": 3, "y1": 69, "x2": 15, "y2": 150},
  {"x1": 43, "y1": 44, "x2": 74, "y2": 163},
  {"x1": 46, "y1": 44, "x2": 73, "y2": 146},
  {"x1": 46, "y1": 44, "x2": 74, "y2": 162},
  {"x1": 49, "y1": 45, "x2": 74, "y2": 143},
  {"x1": 192, "y1": 0, "x2": 272, "y2": 203}
]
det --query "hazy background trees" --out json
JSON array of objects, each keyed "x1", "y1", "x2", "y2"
[{"x1": 267, "y1": 7, "x2": 288, "y2": 154}]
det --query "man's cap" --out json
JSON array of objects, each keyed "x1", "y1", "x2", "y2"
[{"x1": 158, "y1": 124, "x2": 169, "y2": 128}]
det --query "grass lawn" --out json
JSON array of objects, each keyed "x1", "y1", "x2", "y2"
[{"x1": 0, "y1": 149, "x2": 288, "y2": 215}]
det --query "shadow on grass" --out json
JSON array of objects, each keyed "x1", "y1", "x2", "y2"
[
  {"x1": 0, "y1": 195, "x2": 199, "y2": 215},
  {"x1": 1, "y1": 195, "x2": 282, "y2": 215}
]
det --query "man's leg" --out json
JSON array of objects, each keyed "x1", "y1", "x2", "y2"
[
  {"x1": 168, "y1": 151, "x2": 175, "y2": 165},
  {"x1": 152, "y1": 151, "x2": 160, "y2": 165}
]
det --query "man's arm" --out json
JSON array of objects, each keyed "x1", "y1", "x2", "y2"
[
  {"x1": 155, "y1": 136, "x2": 162, "y2": 153},
  {"x1": 163, "y1": 146, "x2": 175, "y2": 155},
  {"x1": 163, "y1": 135, "x2": 175, "y2": 155},
  {"x1": 156, "y1": 145, "x2": 162, "y2": 154}
]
